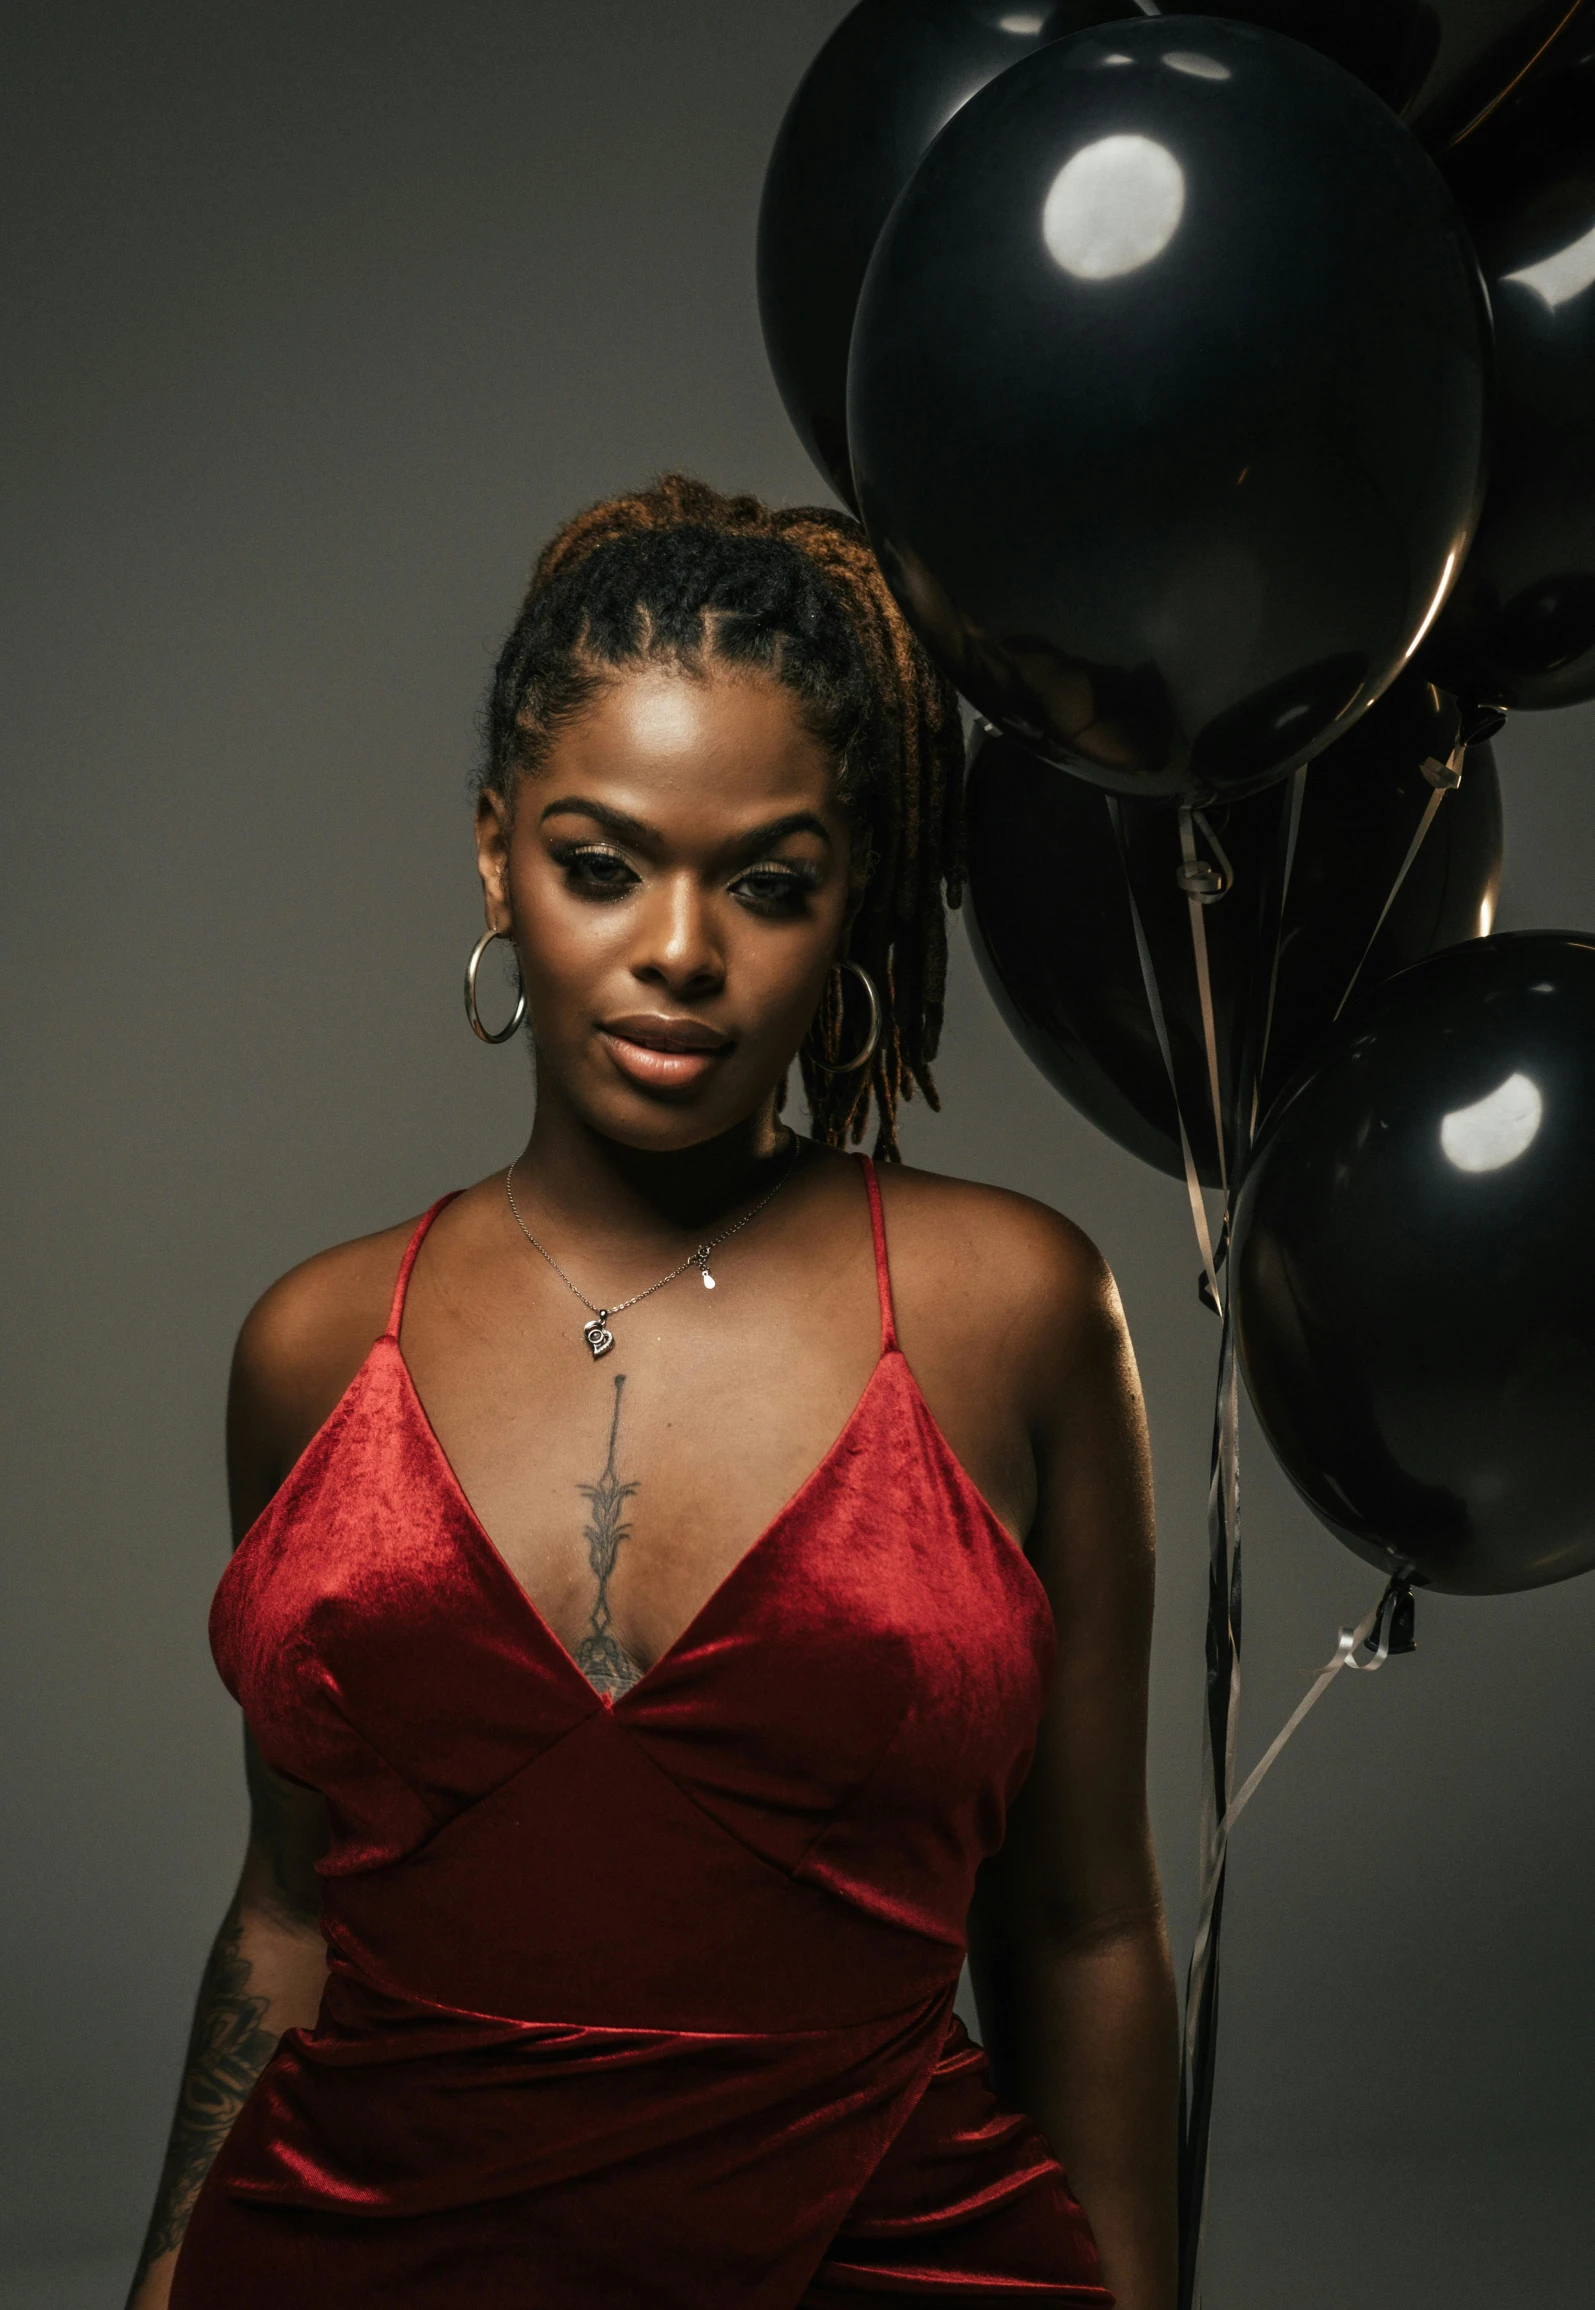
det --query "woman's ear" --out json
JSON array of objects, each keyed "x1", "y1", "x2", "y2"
[{"x1": 474, "y1": 787, "x2": 514, "y2": 930}]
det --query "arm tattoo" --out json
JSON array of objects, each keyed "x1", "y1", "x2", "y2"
[
  {"x1": 574, "y1": 1372, "x2": 643, "y2": 1698},
  {"x1": 127, "y1": 1897, "x2": 278, "y2": 2293}
]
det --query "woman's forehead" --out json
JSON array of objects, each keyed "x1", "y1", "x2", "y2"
[{"x1": 539, "y1": 663, "x2": 839, "y2": 807}]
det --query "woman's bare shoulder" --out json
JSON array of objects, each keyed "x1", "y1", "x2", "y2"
[
  {"x1": 225, "y1": 1214, "x2": 428, "y2": 1535},
  {"x1": 235, "y1": 1218, "x2": 421, "y2": 1384},
  {"x1": 874, "y1": 1161, "x2": 1126, "y2": 1400},
  {"x1": 876, "y1": 1161, "x2": 1113, "y2": 1312}
]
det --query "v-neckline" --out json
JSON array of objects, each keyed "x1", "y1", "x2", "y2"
[{"x1": 390, "y1": 1335, "x2": 901, "y2": 1711}]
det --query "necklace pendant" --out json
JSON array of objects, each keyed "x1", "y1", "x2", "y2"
[
  {"x1": 692, "y1": 1245, "x2": 716, "y2": 1291},
  {"x1": 583, "y1": 1314, "x2": 615, "y2": 1360}
]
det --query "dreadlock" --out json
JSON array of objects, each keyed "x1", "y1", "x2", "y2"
[{"x1": 481, "y1": 475, "x2": 965, "y2": 1159}]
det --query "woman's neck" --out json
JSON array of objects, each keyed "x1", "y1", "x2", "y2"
[{"x1": 514, "y1": 1084, "x2": 798, "y2": 1253}]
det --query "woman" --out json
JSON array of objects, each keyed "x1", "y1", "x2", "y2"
[{"x1": 128, "y1": 478, "x2": 1177, "y2": 2309}]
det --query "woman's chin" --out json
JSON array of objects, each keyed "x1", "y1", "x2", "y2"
[{"x1": 572, "y1": 1075, "x2": 769, "y2": 1155}]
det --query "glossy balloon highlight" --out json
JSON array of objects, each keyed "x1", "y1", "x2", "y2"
[
  {"x1": 756, "y1": 0, "x2": 1139, "y2": 508},
  {"x1": 1233, "y1": 933, "x2": 1595, "y2": 1595},
  {"x1": 849, "y1": 18, "x2": 1490, "y2": 802}
]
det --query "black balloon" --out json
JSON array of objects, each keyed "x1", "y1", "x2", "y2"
[
  {"x1": 1422, "y1": 60, "x2": 1595, "y2": 708},
  {"x1": 1233, "y1": 932, "x2": 1595, "y2": 1595},
  {"x1": 1156, "y1": 0, "x2": 1593, "y2": 151},
  {"x1": 849, "y1": 18, "x2": 1490, "y2": 802},
  {"x1": 757, "y1": 0, "x2": 1140, "y2": 508},
  {"x1": 966, "y1": 676, "x2": 1503, "y2": 1185}
]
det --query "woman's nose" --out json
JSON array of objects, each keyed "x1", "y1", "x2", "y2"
[{"x1": 630, "y1": 872, "x2": 725, "y2": 999}]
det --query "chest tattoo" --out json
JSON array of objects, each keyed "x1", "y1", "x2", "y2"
[{"x1": 574, "y1": 1372, "x2": 643, "y2": 1698}]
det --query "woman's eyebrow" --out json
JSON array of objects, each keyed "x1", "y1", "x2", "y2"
[
  {"x1": 539, "y1": 796, "x2": 657, "y2": 842},
  {"x1": 539, "y1": 800, "x2": 834, "y2": 854},
  {"x1": 731, "y1": 811, "x2": 834, "y2": 854}
]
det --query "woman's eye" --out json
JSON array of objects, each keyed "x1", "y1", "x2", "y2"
[
  {"x1": 733, "y1": 865, "x2": 817, "y2": 913},
  {"x1": 556, "y1": 846, "x2": 638, "y2": 898}
]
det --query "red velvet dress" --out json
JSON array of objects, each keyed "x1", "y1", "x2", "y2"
[{"x1": 175, "y1": 1159, "x2": 1110, "y2": 2306}]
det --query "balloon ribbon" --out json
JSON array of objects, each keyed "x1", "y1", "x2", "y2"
[
  {"x1": 1109, "y1": 774, "x2": 1331, "y2": 2303},
  {"x1": 1109, "y1": 774, "x2": 1429, "y2": 2308},
  {"x1": 1333, "y1": 740, "x2": 1465, "y2": 1022},
  {"x1": 1175, "y1": 802, "x2": 1245, "y2": 2310},
  {"x1": 1106, "y1": 793, "x2": 1248, "y2": 2307},
  {"x1": 1110, "y1": 724, "x2": 1469, "y2": 2300}
]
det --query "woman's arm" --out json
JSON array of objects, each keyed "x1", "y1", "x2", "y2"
[
  {"x1": 125, "y1": 1736, "x2": 329, "y2": 2309},
  {"x1": 125, "y1": 1260, "x2": 375, "y2": 2310},
  {"x1": 967, "y1": 1237, "x2": 1178, "y2": 2310}
]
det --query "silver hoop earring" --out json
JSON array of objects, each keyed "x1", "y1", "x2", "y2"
[
  {"x1": 807, "y1": 959, "x2": 881, "y2": 1076},
  {"x1": 464, "y1": 928, "x2": 526, "y2": 1045}
]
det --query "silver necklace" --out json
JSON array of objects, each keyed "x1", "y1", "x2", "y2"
[{"x1": 504, "y1": 1134, "x2": 802, "y2": 1361}]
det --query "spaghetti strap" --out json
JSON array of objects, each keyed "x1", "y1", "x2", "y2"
[
  {"x1": 858, "y1": 1156, "x2": 899, "y2": 1354},
  {"x1": 385, "y1": 1194, "x2": 463, "y2": 1339}
]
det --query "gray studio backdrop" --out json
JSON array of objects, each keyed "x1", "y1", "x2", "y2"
[{"x1": 3, "y1": 6, "x2": 1591, "y2": 2305}]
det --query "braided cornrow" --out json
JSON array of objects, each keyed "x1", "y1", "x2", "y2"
[{"x1": 482, "y1": 475, "x2": 965, "y2": 1159}]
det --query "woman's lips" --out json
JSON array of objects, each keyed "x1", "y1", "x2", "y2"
[{"x1": 598, "y1": 1018, "x2": 732, "y2": 1093}]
